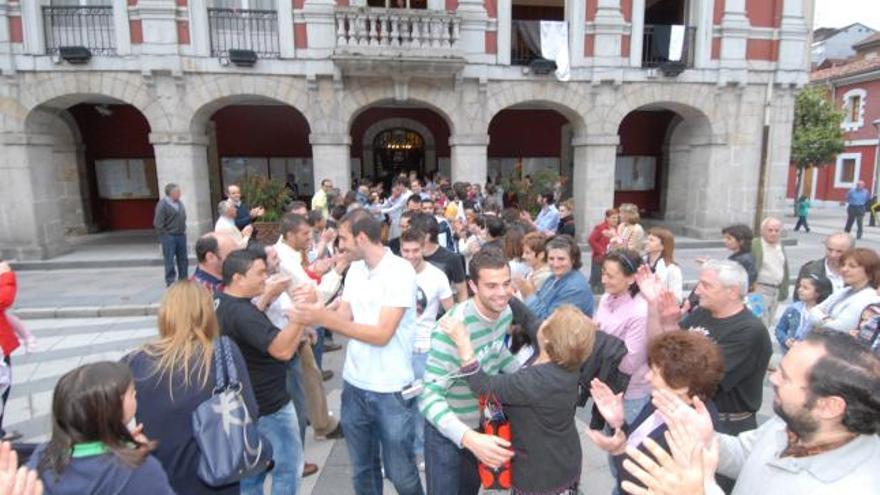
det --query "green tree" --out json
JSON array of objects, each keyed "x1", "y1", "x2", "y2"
[{"x1": 790, "y1": 85, "x2": 845, "y2": 214}]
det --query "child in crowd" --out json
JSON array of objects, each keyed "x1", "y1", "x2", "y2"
[
  {"x1": 775, "y1": 275, "x2": 833, "y2": 353},
  {"x1": 27, "y1": 362, "x2": 175, "y2": 495}
]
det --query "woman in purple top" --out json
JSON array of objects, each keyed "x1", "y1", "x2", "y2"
[{"x1": 594, "y1": 249, "x2": 650, "y2": 422}]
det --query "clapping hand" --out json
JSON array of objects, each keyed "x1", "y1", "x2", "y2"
[
  {"x1": 439, "y1": 315, "x2": 475, "y2": 363},
  {"x1": 585, "y1": 378, "x2": 627, "y2": 454},
  {"x1": 635, "y1": 265, "x2": 663, "y2": 303},
  {"x1": 651, "y1": 389, "x2": 714, "y2": 447},
  {"x1": 242, "y1": 224, "x2": 254, "y2": 238},
  {"x1": 620, "y1": 436, "x2": 718, "y2": 495},
  {"x1": 0, "y1": 442, "x2": 42, "y2": 495}
]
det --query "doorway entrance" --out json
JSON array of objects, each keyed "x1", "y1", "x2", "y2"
[{"x1": 372, "y1": 128, "x2": 425, "y2": 187}]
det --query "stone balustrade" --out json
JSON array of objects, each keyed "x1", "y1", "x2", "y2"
[{"x1": 334, "y1": 7, "x2": 461, "y2": 55}]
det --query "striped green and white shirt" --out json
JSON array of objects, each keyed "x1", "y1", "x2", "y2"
[{"x1": 417, "y1": 299, "x2": 520, "y2": 447}]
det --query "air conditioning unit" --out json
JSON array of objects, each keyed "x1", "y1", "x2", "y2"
[
  {"x1": 228, "y1": 49, "x2": 258, "y2": 67},
  {"x1": 58, "y1": 46, "x2": 92, "y2": 64}
]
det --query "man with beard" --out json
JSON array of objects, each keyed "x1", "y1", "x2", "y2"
[
  {"x1": 418, "y1": 249, "x2": 519, "y2": 494},
  {"x1": 650, "y1": 330, "x2": 880, "y2": 494}
]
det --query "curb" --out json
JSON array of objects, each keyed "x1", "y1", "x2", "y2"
[{"x1": 15, "y1": 303, "x2": 160, "y2": 320}]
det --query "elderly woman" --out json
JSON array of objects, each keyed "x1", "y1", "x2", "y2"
[
  {"x1": 809, "y1": 247, "x2": 880, "y2": 333},
  {"x1": 214, "y1": 199, "x2": 252, "y2": 248},
  {"x1": 520, "y1": 235, "x2": 594, "y2": 319},
  {"x1": 587, "y1": 331, "x2": 723, "y2": 492},
  {"x1": 442, "y1": 305, "x2": 596, "y2": 495}
]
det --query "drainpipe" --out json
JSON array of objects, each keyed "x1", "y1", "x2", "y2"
[{"x1": 753, "y1": 79, "x2": 773, "y2": 232}]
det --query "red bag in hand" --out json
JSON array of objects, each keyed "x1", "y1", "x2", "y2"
[{"x1": 477, "y1": 394, "x2": 512, "y2": 490}]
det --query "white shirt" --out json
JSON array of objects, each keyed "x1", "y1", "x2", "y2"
[
  {"x1": 274, "y1": 240, "x2": 341, "y2": 304},
  {"x1": 413, "y1": 263, "x2": 453, "y2": 352},
  {"x1": 758, "y1": 240, "x2": 785, "y2": 287},
  {"x1": 825, "y1": 259, "x2": 845, "y2": 294},
  {"x1": 214, "y1": 216, "x2": 247, "y2": 248},
  {"x1": 341, "y1": 250, "x2": 418, "y2": 392},
  {"x1": 654, "y1": 258, "x2": 683, "y2": 303}
]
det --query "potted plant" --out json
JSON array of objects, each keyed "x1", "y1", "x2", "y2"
[
  {"x1": 501, "y1": 165, "x2": 561, "y2": 216},
  {"x1": 238, "y1": 173, "x2": 293, "y2": 245}
]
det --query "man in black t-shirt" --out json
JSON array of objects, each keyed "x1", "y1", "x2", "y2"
[
  {"x1": 411, "y1": 214, "x2": 468, "y2": 302},
  {"x1": 214, "y1": 249, "x2": 308, "y2": 495},
  {"x1": 678, "y1": 260, "x2": 771, "y2": 435}
]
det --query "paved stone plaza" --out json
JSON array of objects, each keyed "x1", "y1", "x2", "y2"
[{"x1": 5, "y1": 208, "x2": 874, "y2": 493}]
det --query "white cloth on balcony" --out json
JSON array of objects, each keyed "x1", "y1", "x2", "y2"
[
  {"x1": 669, "y1": 25, "x2": 685, "y2": 62},
  {"x1": 540, "y1": 21, "x2": 570, "y2": 81}
]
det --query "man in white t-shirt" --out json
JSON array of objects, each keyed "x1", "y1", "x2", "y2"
[
  {"x1": 399, "y1": 227, "x2": 454, "y2": 459},
  {"x1": 292, "y1": 209, "x2": 424, "y2": 495}
]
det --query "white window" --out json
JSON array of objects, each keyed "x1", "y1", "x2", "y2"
[
  {"x1": 834, "y1": 152, "x2": 861, "y2": 189},
  {"x1": 841, "y1": 88, "x2": 867, "y2": 131}
]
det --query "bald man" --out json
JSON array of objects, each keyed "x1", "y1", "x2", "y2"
[
  {"x1": 191, "y1": 232, "x2": 237, "y2": 293},
  {"x1": 751, "y1": 217, "x2": 789, "y2": 326},
  {"x1": 795, "y1": 232, "x2": 854, "y2": 299}
]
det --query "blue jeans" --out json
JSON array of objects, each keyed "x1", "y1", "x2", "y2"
[
  {"x1": 159, "y1": 233, "x2": 188, "y2": 286},
  {"x1": 424, "y1": 422, "x2": 480, "y2": 495},
  {"x1": 287, "y1": 355, "x2": 308, "y2": 442},
  {"x1": 241, "y1": 402, "x2": 303, "y2": 495},
  {"x1": 341, "y1": 381, "x2": 424, "y2": 495},
  {"x1": 411, "y1": 351, "x2": 428, "y2": 456}
]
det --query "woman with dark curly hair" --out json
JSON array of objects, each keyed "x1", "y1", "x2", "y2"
[
  {"x1": 587, "y1": 331, "x2": 724, "y2": 492},
  {"x1": 720, "y1": 224, "x2": 758, "y2": 288}
]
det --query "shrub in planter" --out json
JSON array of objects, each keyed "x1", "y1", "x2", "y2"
[{"x1": 238, "y1": 174, "x2": 292, "y2": 244}]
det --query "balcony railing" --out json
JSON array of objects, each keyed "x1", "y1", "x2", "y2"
[
  {"x1": 642, "y1": 24, "x2": 696, "y2": 69},
  {"x1": 43, "y1": 6, "x2": 116, "y2": 56},
  {"x1": 335, "y1": 7, "x2": 461, "y2": 53},
  {"x1": 208, "y1": 8, "x2": 280, "y2": 58}
]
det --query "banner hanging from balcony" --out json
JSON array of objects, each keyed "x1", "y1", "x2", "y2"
[{"x1": 540, "y1": 21, "x2": 570, "y2": 81}]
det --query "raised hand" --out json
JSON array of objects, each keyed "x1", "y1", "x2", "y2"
[
  {"x1": 651, "y1": 391, "x2": 714, "y2": 446},
  {"x1": 0, "y1": 442, "x2": 43, "y2": 495},
  {"x1": 657, "y1": 291, "x2": 682, "y2": 327},
  {"x1": 586, "y1": 426, "x2": 626, "y2": 455},
  {"x1": 620, "y1": 437, "x2": 710, "y2": 495},
  {"x1": 590, "y1": 378, "x2": 625, "y2": 429},
  {"x1": 635, "y1": 265, "x2": 662, "y2": 303}
]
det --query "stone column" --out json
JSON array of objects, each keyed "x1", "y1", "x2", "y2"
[
  {"x1": 593, "y1": 0, "x2": 626, "y2": 66},
  {"x1": 310, "y1": 133, "x2": 352, "y2": 194},
  {"x1": 136, "y1": 0, "x2": 179, "y2": 55},
  {"x1": 693, "y1": 0, "x2": 714, "y2": 68},
  {"x1": 112, "y1": 0, "x2": 132, "y2": 55},
  {"x1": 188, "y1": 0, "x2": 211, "y2": 56},
  {"x1": 777, "y1": 0, "x2": 808, "y2": 73},
  {"x1": 449, "y1": 134, "x2": 489, "y2": 186},
  {"x1": 278, "y1": 0, "x2": 296, "y2": 58},
  {"x1": 718, "y1": 0, "x2": 748, "y2": 81},
  {"x1": 150, "y1": 132, "x2": 213, "y2": 243},
  {"x1": 764, "y1": 89, "x2": 796, "y2": 221},
  {"x1": 497, "y1": 0, "x2": 512, "y2": 65},
  {"x1": 457, "y1": 0, "x2": 489, "y2": 59},
  {"x1": 572, "y1": 134, "x2": 618, "y2": 240},
  {"x1": 302, "y1": 0, "x2": 338, "y2": 58},
  {"x1": 628, "y1": 0, "x2": 645, "y2": 67},
  {"x1": 0, "y1": 132, "x2": 71, "y2": 260}
]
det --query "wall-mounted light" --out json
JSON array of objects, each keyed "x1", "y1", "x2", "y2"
[{"x1": 59, "y1": 46, "x2": 92, "y2": 64}]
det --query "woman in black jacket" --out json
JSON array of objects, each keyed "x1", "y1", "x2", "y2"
[
  {"x1": 442, "y1": 305, "x2": 595, "y2": 495},
  {"x1": 556, "y1": 199, "x2": 576, "y2": 237}
]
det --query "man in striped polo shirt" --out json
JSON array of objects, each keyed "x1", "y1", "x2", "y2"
[{"x1": 419, "y1": 250, "x2": 519, "y2": 494}]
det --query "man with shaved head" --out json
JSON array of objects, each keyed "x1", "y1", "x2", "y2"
[
  {"x1": 795, "y1": 232, "x2": 855, "y2": 298},
  {"x1": 752, "y1": 217, "x2": 789, "y2": 325}
]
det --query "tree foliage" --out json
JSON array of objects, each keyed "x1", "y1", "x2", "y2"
[{"x1": 790, "y1": 85, "x2": 845, "y2": 170}]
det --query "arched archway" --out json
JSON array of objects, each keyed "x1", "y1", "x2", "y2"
[
  {"x1": 616, "y1": 102, "x2": 716, "y2": 234},
  {"x1": 361, "y1": 118, "x2": 437, "y2": 180}
]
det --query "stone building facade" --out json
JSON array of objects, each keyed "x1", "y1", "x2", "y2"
[{"x1": 0, "y1": 0, "x2": 811, "y2": 259}]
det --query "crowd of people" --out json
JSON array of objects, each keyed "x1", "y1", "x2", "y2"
[{"x1": 1, "y1": 170, "x2": 879, "y2": 495}]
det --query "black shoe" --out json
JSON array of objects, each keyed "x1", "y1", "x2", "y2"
[
  {"x1": 323, "y1": 342, "x2": 343, "y2": 352},
  {"x1": 323, "y1": 423, "x2": 344, "y2": 440},
  {"x1": 322, "y1": 370, "x2": 334, "y2": 381},
  {"x1": 1, "y1": 431, "x2": 22, "y2": 442}
]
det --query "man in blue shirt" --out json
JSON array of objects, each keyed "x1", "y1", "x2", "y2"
[
  {"x1": 845, "y1": 180, "x2": 869, "y2": 239},
  {"x1": 532, "y1": 191, "x2": 561, "y2": 234}
]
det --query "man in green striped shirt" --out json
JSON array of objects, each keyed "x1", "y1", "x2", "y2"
[{"x1": 418, "y1": 250, "x2": 520, "y2": 494}]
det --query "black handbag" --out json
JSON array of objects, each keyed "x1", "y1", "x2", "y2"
[{"x1": 192, "y1": 336, "x2": 273, "y2": 486}]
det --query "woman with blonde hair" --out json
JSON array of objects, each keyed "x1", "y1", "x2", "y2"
[
  {"x1": 123, "y1": 280, "x2": 259, "y2": 495},
  {"x1": 611, "y1": 203, "x2": 645, "y2": 252}
]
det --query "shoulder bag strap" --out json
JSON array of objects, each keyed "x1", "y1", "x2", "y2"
[
  {"x1": 213, "y1": 336, "x2": 230, "y2": 391},
  {"x1": 220, "y1": 336, "x2": 240, "y2": 385}
]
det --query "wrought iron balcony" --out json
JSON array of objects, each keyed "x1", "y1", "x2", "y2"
[
  {"x1": 642, "y1": 24, "x2": 696, "y2": 70},
  {"x1": 208, "y1": 8, "x2": 280, "y2": 59},
  {"x1": 43, "y1": 6, "x2": 116, "y2": 56}
]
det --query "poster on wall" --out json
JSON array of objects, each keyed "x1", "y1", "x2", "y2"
[
  {"x1": 221, "y1": 157, "x2": 269, "y2": 188},
  {"x1": 95, "y1": 159, "x2": 158, "y2": 199},
  {"x1": 615, "y1": 156, "x2": 657, "y2": 191}
]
